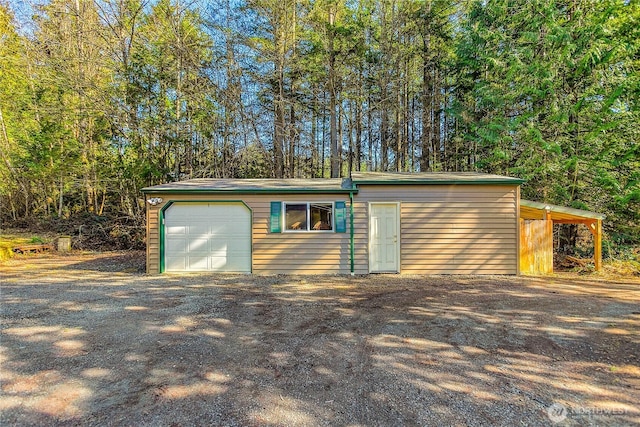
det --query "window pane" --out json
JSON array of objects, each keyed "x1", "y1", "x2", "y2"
[
  {"x1": 285, "y1": 204, "x2": 307, "y2": 230},
  {"x1": 310, "y1": 203, "x2": 333, "y2": 231}
]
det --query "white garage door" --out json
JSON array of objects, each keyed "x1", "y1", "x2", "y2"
[{"x1": 164, "y1": 202, "x2": 251, "y2": 272}]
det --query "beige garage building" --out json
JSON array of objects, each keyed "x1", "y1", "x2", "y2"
[{"x1": 142, "y1": 172, "x2": 524, "y2": 275}]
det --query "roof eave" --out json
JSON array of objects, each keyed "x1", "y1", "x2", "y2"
[
  {"x1": 520, "y1": 199, "x2": 605, "y2": 220},
  {"x1": 141, "y1": 188, "x2": 357, "y2": 195},
  {"x1": 352, "y1": 179, "x2": 524, "y2": 185}
]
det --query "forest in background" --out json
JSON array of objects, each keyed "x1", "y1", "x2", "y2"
[{"x1": 0, "y1": 0, "x2": 638, "y2": 255}]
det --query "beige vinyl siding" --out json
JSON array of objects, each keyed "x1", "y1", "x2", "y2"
[
  {"x1": 516, "y1": 186, "x2": 521, "y2": 274},
  {"x1": 145, "y1": 183, "x2": 518, "y2": 275},
  {"x1": 354, "y1": 185, "x2": 518, "y2": 275},
  {"x1": 145, "y1": 193, "x2": 352, "y2": 274},
  {"x1": 251, "y1": 195, "x2": 351, "y2": 274},
  {"x1": 351, "y1": 201, "x2": 370, "y2": 274},
  {"x1": 146, "y1": 201, "x2": 160, "y2": 274}
]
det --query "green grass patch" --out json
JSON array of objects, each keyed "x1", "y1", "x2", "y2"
[{"x1": 0, "y1": 234, "x2": 44, "y2": 262}]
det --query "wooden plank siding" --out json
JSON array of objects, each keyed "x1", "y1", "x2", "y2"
[
  {"x1": 145, "y1": 193, "x2": 354, "y2": 274},
  {"x1": 353, "y1": 185, "x2": 519, "y2": 275}
]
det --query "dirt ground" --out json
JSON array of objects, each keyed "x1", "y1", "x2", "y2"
[{"x1": 1, "y1": 252, "x2": 639, "y2": 426}]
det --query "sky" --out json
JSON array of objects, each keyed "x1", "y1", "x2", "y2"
[
  {"x1": 6, "y1": 0, "x2": 45, "y2": 33},
  {"x1": 7, "y1": 0, "x2": 43, "y2": 17}
]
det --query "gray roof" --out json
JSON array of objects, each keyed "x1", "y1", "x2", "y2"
[
  {"x1": 142, "y1": 178, "x2": 352, "y2": 194},
  {"x1": 142, "y1": 172, "x2": 524, "y2": 194},
  {"x1": 351, "y1": 172, "x2": 524, "y2": 185}
]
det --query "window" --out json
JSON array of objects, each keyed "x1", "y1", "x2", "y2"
[
  {"x1": 285, "y1": 203, "x2": 308, "y2": 230},
  {"x1": 284, "y1": 202, "x2": 333, "y2": 232},
  {"x1": 270, "y1": 201, "x2": 346, "y2": 233}
]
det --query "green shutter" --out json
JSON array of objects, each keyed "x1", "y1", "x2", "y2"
[
  {"x1": 270, "y1": 201, "x2": 282, "y2": 233},
  {"x1": 335, "y1": 201, "x2": 347, "y2": 233}
]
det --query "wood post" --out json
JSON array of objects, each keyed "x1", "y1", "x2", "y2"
[
  {"x1": 585, "y1": 219, "x2": 603, "y2": 272},
  {"x1": 594, "y1": 219, "x2": 602, "y2": 271}
]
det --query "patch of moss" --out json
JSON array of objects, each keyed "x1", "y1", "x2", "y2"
[{"x1": 0, "y1": 235, "x2": 35, "y2": 262}]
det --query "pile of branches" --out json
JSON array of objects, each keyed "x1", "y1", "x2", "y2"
[
  {"x1": 73, "y1": 216, "x2": 145, "y2": 251},
  {"x1": 554, "y1": 254, "x2": 595, "y2": 272},
  {"x1": 7, "y1": 214, "x2": 145, "y2": 251}
]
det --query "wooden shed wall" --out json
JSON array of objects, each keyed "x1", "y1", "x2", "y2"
[
  {"x1": 354, "y1": 185, "x2": 519, "y2": 274},
  {"x1": 145, "y1": 193, "x2": 353, "y2": 274},
  {"x1": 519, "y1": 218, "x2": 553, "y2": 275}
]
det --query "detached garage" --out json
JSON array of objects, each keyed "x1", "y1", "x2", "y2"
[
  {"x1": 142, "y1": 172, "x2": 524, "y2": 275},
  {"x1": 163, "y1": 202, "x2": 251, "y2": 272}
]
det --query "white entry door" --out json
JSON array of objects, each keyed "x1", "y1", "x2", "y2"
[
  {"x1": 164, "y1": 202, "x2": 251, "y2": 272},
  {"x1": 369, "y1": 203, "x2": 400, "y2": 273}
]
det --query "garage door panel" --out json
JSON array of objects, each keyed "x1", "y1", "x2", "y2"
[
  {"x1": 187, "y1": 255, "x2": 209, "y2": 270},
  {"x1": 188, "y1": 225, "x2": 210, "y2": 236},
  {"x1": 165, "y1": 237, "x2": 187, "y2": 254},
  {"x1": 188, "y1": 237, "x2": 210, "y2": 253},
  {"x1": 210, "y1": 224, "x2": 231, "y2": 234},
  {"x1": 165, "y1": 256, "x2": 187, "y2": 271},
  {"x1": 188, "y1": 239, "x2": 210, "y2": 250},
  {"x1": 229, "y1": 242, "x2": 249, "y2": 252},
  {"x1": 223, "y1": 255, "x2": 250, "y2": 269},
  {"x1": 212, "y1": 224, "x2": 237, "y2": 233},
  {"x1": 210, "y1": 257, "x2": 227, "y2": 270},
  {"x1": 166, "y1": 225, "x2": 187, "y2": 235},
  {"x1": 184, "y1": 204, "x2": 213, "y2": 217},
  {"x1": 164, "y1": 203, "x2": 251, "y2": 273},
  {"x1": 227, "y1": 250, "x2": 250, "y2": 261},
  {"x1": 208, "y1": 241, "x2": 228, "y2": 253}
]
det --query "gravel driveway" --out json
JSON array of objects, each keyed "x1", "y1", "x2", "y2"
[{"x1": 1, "y1": 253, "x2": 639, "y2": 426}]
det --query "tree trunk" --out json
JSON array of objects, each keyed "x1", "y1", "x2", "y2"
[
  {"x1": 355, "y1": 99, "x2": 362, "y2": 172},
  {"x1": 434, "y1": 66, "x2": 441, "y2": 169},
  {"x1": 420, "y1": 2, "x2": 432, "y2": 172},
  {"x1": 289, "y1": 103, "x2": 297, "y2": 178},
  {"x1": 273, "y1": 59, "x2": 285, "y2": 178},
  {"x1": 328, "y1": 7, "x2": 341, "y2": 178}
]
